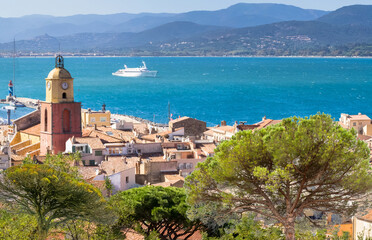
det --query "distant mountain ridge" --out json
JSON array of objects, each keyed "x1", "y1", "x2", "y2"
[
  {"x1": 0, "y1": 4, "x2": 371, "y2": 56},
  {"x1": 0, "y1": 3, "x2": 328, "y2": 42},
  {"x1": 317, "y1": 5, "x2": 372, "y2": 26}
]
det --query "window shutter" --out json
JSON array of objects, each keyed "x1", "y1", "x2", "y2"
[{"x1": 72, "y1": 146, "x2": 75, "y2": 153}]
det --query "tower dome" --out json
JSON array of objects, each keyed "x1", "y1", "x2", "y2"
[
  {"x1": 47, "y1": 55, "x2": 72, "y2": 79},
  {"x1": 47, "y1": 68, "x2": 72, "y2": 79}
]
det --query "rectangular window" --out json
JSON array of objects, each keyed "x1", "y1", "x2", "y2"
[
  {"x1": 100, "y1": 117, "x2": 107, "y2": 122},
  {"x1": 91, "y1": 117, "x2": 95, "y2": 122},
  {"x1": 75, "y1": 146, "x2": 86, "y2": 153},
  {"x1": 95, "y1": 150, "x2": 102, "y2": 156},
  {"x1": 82, "y1": 160, "x2": 86, "y2": 166},
  {"x1": 353, "y1": 122, "x2": 356, "y2": 126},
  {"x1": 126, "y1": 176, "x2": 129, "y2": 183},
  {"x1": 89, "y1": 160, "x2": 95, "y2": 166}
]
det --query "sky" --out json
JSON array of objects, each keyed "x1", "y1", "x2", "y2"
[{"x1": 1, "y1": 0, "x2": 371, "y2": 17}]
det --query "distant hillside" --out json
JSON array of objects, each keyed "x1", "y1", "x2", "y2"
[
  {"x1": 0, "y1": 5, "x2": 370, "y2": 56},
  {"x1": 0, "y1": 22, "x2": 226, "y2": 52},
  {"x1": 112, "y1": 3, "x2": 327, "y2": 32},
  {"x1": 317, "y1": 5, "x2": 372, "y2": 26},
  {"x1": 0, "y1": 3, "x2": 327, "y2": 42},
  {"x1": 173, "y1": 3, "x2": 327, "y2": 27}
]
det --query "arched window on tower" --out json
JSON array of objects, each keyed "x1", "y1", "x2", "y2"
[
  {"x1": 62, "y1": 109, "x2": 71, "y2": 133},
  {"x1": 62, "y1": 92, "x2": 67, "y2": 99},
  {"x1": 44, "y1": 109, "x2": 48, "y2": 131}
]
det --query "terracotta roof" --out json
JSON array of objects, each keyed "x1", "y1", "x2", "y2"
[
  {"x1": 198, "y1": 143, "x2": 216, "y2": 154},
  {"x1": 164, "y1": 174, "x2": 185, "y2": 182},
  {"x1": 88, "y1": 180, "x2": 106, "y2": 192},
  {"x1": 78, "y1": 166, "x2": 99, "y2": 180},
  {"x1": 203, "y1": 128, "x2": 215, "y2": 136},
  {"x1": 83, "y1": 126, "x2": 142, "y2": 144},
  {"x1": 358, "y1": 134, "x2": 372, "y2": 141},
  {"x1": 169, "y1": 116, "x2": 190, "y2": 123},
  {"x1": 73, "y1": 137, "x2": 105, "y2": 149},
  {"x1": 100, "y1": 156, "x2": 136, "y2": 175},
  {"x1": 255, "y1": 119, "x2": 282, "y2": 130},
  {"x1": 213, "y1": 125, "x2": 235, "y2": 133},
  {"x1": 140, "y1": 129, "x2": 172, "y2": 141},
  {"x1": 359, "y1": 209, "x2": 372, "y2": 222},
  {"x1": 21, "y1": 124, "x2": 41, "y2": 136},
  {"x1": 139, "y1": 154, "x2": 166, "y2": 162},
  {"x1": 349, "y1": 114, "x2": 371, "y2": 121},
  {"x1": 133, "y1": 123, "x2": 150, "y2": 135}
]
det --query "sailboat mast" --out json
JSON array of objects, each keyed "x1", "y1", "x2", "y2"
[{"x1": 13, "y1": 38, "x2": 15, "y2": 97}]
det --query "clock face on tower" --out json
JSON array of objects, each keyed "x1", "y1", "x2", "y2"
[{"x1": 61, "y1": 82, "x2": 69, "y2": 90}]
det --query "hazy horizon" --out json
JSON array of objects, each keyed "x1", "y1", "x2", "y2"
[{"x1": 1, "y1": 0, "x2": 371, "y2": 18}]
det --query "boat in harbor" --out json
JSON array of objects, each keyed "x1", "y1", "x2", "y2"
[
  {"x1": 112, "y1": 61, "x2": 157, "y2": 77},
  {"x1": 9, "y1": 100, "x2": 25, "y2": 107}
]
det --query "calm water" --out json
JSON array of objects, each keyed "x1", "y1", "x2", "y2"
[{"x1": 0, "y1": 57, "x2": 371, "y2": 125}]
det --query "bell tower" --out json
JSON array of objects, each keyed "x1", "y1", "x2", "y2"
[
  {"x1": 45, "y1": 55, "x2": 75, "y2": 103},
  {"x1": 40, "y1": 55, "x2": 82, "y2": 155}
]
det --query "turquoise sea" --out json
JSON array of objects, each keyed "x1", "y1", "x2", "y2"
[{"x1": 0, "y1": 57, "x2": 371, "y2": 125}]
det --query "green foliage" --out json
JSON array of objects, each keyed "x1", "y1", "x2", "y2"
[
  {"x1": 294, "y1": 216, "x2": 327, "y2": 240},
  {"x1": 186, "y1": 113, "x2": 372, "y2": 240},
  {"x1": 0, "y1": 208, "x2": 37, "y2": 240},
  {"x1": 0, "y1": 164, "x2": 110, "y2": 240},
  {"x1": 44, "y1": 152, "x2": 81, "y2": 178},
  {"x1": 203, "y1": 214, "x2": 283, "y2": 240},
  {"x1": 187, "y1": 202, "x2": 239, "y2": 237},
  {"x1": 93, "y1": 223, "x2": 124, "y2": 240},
  {"x1": 110, "y1": 186, "x2": 203, "y2": 240},
  {"x1": 105, "y1": 176, "x2": 114, "y2": 197}
]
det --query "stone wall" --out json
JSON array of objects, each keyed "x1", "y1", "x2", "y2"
[{"x1": 169, "y1": 117, "x2": 206, "y2": 138}]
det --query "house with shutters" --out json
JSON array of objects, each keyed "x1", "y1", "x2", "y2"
[{"x1": 65, "y1": 136, "x2": 105, "y2": 166}]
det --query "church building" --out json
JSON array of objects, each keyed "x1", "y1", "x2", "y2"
[{"x1": 40, "y1": 55, "x2": 82, "y2": 155}]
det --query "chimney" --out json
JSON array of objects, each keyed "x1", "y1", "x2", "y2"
[
  {"x1": 221, "y1": 120, "x2": 226, "y2": 126},
  {"x1": 263, "y1": 116, "x2": 267, "y2": 121},
  {"x1": 102, "y1": 104, "x2": 106, "y2": 113},
  {"x1": 88, "y1": 108, "x2": 92, "y2": 114},
  {"x1": 179, "y1": 170, "x2": 183, "y2": 176},
  {"x1": 358, "y1": 113, "x2": 362, "y2": 115}
]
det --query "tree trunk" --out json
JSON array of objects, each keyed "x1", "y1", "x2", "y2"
[{"x1": 284, "y1": 216, "x2": 296, "y2": 240}]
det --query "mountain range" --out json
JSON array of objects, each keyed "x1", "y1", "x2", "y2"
[{"x1": 0, "y1": 3, "x2": 371, "y2": 56}]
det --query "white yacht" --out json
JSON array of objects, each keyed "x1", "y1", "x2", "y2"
[{"x1": 112, "y1": 61, "x2": 157, "y2": 77}]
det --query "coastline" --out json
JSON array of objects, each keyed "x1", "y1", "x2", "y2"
[
  {"x1": 5, "y1": 55, "x2": 372, "y2": 59},
  {"x1": 10, "y1": 97, "x2": 167, "y2": 126}
]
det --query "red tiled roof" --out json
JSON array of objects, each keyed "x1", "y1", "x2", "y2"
[
  {"x1": 358, "y1": 134, "x2": 372, "y2": 141},
  {"x1": 100, "y1": 156, "x2": 136, "y2": 175},
  {"x1": 21, "y1": 124, "x2": 41, "y2": 136},
  {"x1": 349, "y1": 114, "x2": 371, "y2": 121},
  {"x1": 255, "y1": 119, "x2": 282, "y2": 130},
  {"x1": 73, "y1": 137, "x2": 105, "y2": 149}
]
